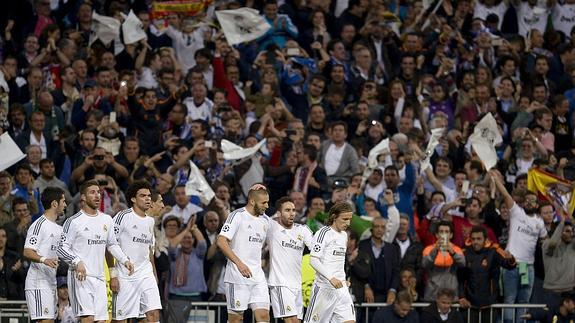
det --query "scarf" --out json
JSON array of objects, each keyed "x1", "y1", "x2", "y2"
[
  {"x1": 292, "y1": 161, "x2": 317, "y2": 196},
  {"x1": 173, "y1": 249, "x2": 191, "y2": 287}
]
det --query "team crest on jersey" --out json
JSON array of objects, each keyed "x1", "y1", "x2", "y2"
[
  {"x1": 222, "y1": 224, "x2": 230, "y2": 232},
  {"x1": 44, "y1": 307, "x2": 49, "y2": 314},
  {"x1": 313, "y1": 245, "x2": 321, "y2": 252},
  {"x1": 297, "y1": 234, "x2": 302, "y2": 241},
  {"x1": 286, "y1": 306, "x2": 292, "y2": 312},
  {"x1": 29, "y1": 236, "x2": 38, "y2": 245},
  {"x1": 103, "y1": 225, "x2": 108, "y2": 232},
  {"x1": 235, "y1": 300, "x2": 241, "y2": 307},
  {"x1": 312, "y1": 314, "x2": 319, "y2": 321}
]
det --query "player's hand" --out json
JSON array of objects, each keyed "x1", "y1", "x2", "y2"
[
  {"x1": 329, "y1": 277, "x2": 343, "y2": 289},
  {"x1": 76, "y1": 261, "x2": 87, "y2": 281},
  {"x1": 364, "y1": 286, "x2": 375, "y2": 302},
  {"x1": 110, "y1": 277, "x2": 120, "y2": 293},
  {"x1": 43, "y1": 257, "x2": 59, "y2": 269},
  {"x1": 124, "y1": 260, "x2": 134, "y2": 275},
  {"x1": 236, "y1": 261, "x2": 252, "y2": 278}
]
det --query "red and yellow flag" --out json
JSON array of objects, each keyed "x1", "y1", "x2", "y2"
[
  {"x1": 151, "y1": 0, "x2": 214, "y2": 19},
  {"x1": 527, "y1": 167, "x2": 575, "y2": 216}
]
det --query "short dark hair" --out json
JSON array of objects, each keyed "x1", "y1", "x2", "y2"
[
  {"x1": 275, "y1": 196, "x2": 294, "y2": 211},
  {"x1": 436, "y1": 288, "x2": 456, "y2": 300},
  {"x1": 79, "y1": 179, "x2": 100, "y2": 195},
  {"x1": 470, "y1": 225, "x2": 487, "y2": 239},
  {"x1": 125, "y1": 180, "x2": 152, "y2": 207},
  {"x1": 303, "y1": 145, "x2": 318, "y2": 162},
  {"x1": 41, "y1": 187, "x2": 65, "y2": 210},
  {"x1": 12, "y1": 197, "x2": 28, "y2": 209},
  {"x1": 39, "y1": 159, "x2": 53, "y2": 168},
  {"x1": 436, "y1": 220, "x2": 453, "y2": 234}
]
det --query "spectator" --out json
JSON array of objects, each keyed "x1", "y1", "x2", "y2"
[
  {"x1": 491, "y1": 170, "x2": 548, "y2": 323},
  {"x1": 422, "y1": 220, "x2": 466, "y2": 301},
  {"x1": 541, "y1": 213, "x2": 575, "y2": 309},
  {"x1": 10, "y1": 164, "x2": 42, "y2": 220},
  {"x1": 162, "y1": 185, "x2": 203, "y2": 225},
  {"x1": 166, "y1": 225, "x2": 207, "y2": 322},
  {"x1": 0, "y1": 172, "x2": 13, "y2": 227},
  {"x1": 317, "y1": 121, "x2": 359, "y2": 188},
  {"x1": 420, "y1": 288, "x2": 464, "y2": 323},
  {"x1": 458, "y1": 226, "x2": 516, "y2": 323},
  {"x1": 0, "y1": 227, "x2": 25, "y2": 300},
  {"x1": 372, "y1": 289, "x2": 419, "y2": 323}
]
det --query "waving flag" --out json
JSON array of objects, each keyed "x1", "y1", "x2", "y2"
[
  {"x1": 468, "y1": 113, "x2": 502, "y2": 170},
  {"x1": 528, "y1": 167, "x2": 575, "y2": 216},
  {"x1": 215, "y1": 8, "x2": 271, "y2": 45}
]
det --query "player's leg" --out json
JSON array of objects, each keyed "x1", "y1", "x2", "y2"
[
  {"x1": 303, "y1": 285, "x2": 337, "y2": 323},
  {"x1": 225, "y1": 282, "x2": 249, "y2": 323},
  {"x1": 270, "y1": 286, "x2": 300, "y2": 323},
  {"x1": 141, "y1": 275, "x2": 162, "y2": 323},
  {"x1": 26, "y1": 289, "x2": 57, "y2": 323},
  {"x1": 250, "y1": 281, "x2": 271, "y2": 322},
  {"x1": 110, "y1": 289, "x2": 127, "y2": 323},
  {"x1": 72, "y1": 276, "x2": 97, "y2": 323},
  {"x1": 331, "y1": 288, "x2": 355, "y2": 323},
  {"x1": 93, "y1": 277, "x2": 111, "y2": 323}
]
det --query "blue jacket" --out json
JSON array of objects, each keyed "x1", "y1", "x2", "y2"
[{"x1": 377, "y1": 163, "x2": 416, "y2": 233}]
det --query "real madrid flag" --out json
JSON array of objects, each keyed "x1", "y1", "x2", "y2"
[
  {"x1": 215, "y1": 8, "x2": 271, "y2": 45},
  {"x1": 468, "y1": 113, "x2": 502, "y2": 170}
]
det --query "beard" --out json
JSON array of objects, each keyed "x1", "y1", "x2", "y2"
[
  {"x1": 254, "y1": 205, "x2": 266, "y2": 216},
  {"x1": 524, "y1": 207, "x2": 538, "y2": 215}
]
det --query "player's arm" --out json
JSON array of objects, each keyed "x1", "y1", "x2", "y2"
[
  {"x1": 105, "y1": 217, "x2": 133, "y2": 274},
  {"x1": 216, "y1": 235, "x2": 252, "y2": 278},
  {"x1": 57, "y1": 220, "x2": 81, "y2": 267},
  {"x1": 150, "y1": 249, "x2": 158, "y2": 283},
  {"x1": 23, "y1": 225, "x2": 58, "y2": 268}
]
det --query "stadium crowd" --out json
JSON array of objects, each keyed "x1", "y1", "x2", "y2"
[{"x1": 1, "y1": 0, "x2": 575, "y2": 322}]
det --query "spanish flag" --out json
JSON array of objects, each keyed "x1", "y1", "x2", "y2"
[{"x1": 527, "y1": 168, "x2": 575, "y2": 216}]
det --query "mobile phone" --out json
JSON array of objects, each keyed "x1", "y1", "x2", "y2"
[
  {"x1": 204, "y1": 140, "x2": 213, "y2": 148},
  {"x1": 462, "y1": 180, "x2": 470, "y2": 194},
  {"x1": 120, "y1": 81, "x2": 127, "y2": 88},
  {"x1": 491, "y1": 38, "x2": 503, "y2": 47},
  {"x1": 109, "y1": 112, "x2": 117, "y2": 123},
  {"x1": 286, "y1": 48, "x2": 301, "y2": 57}
]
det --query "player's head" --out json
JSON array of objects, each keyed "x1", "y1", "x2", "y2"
[
  {"x1": 276, "y1": 196, "x2": 296, "y2": 228},
  {"x1": 393, "y1": 290, "x2": 413, "y2": 318},
  {"x1": 327, "y1": 201, "x2": 353, "y2": 232},
  {"x1": 79, "y1": 179, "x2": 101, "y2": 210},
  {"x1": 126, "y1": 180, "x2": 152, "y2": 211},
  {"x1": 149, "y1": 191, "x2": 165, "y2": 216},
  {"x1": 247, "y1": 183, "x2": 269, "y2": 216},
  {"x1": 41, "y1": 186, "x2": 66, "y2": 216}
]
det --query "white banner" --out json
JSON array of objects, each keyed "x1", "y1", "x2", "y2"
[
  {"x1": 0, "y1": 133, "x2": 26, "y2": 172},
  {"x1": 185, "y1": 161, "x2": 215, "y2": 205},
  {"x1": 121, "y1": 10, "x2": 147, "y2": 45},
  {"x1": 239, "y1": 156, "x2": 264, "y2": 196},
  {"x1": 215, "y1": 8, "x2": 271, "y2": 45},
  {"x1": 90, "y1": 11, "x2": 121, "y2": 46},
  {"x1": 421, "y1": 127, "x2": 445, "y2": 171},
  {"x1": 469, "y1": 113, "x2": 502, "y2": 170},
  {"x1": 221, "y1": 138, "x2": 267, "y2": 161}
]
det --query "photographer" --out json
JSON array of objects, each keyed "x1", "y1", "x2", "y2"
[{"x1": 70, "y1": 146, "x2": 129, "y2": 184}]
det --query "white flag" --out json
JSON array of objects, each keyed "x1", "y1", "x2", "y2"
[
  {"x1": 90, "y1": 11, "x2": 121, "y2": 46},
  {"x1": 239, "y1": 156, "x2": 264, "y2": 196},
  {"x1": 215, "y1": 8, "x2": 271, "y2": 45},
  {"x1": 0, "y1": 133, "x2": 26, "y2": 172},
  {"x1": 221, "y1": 138, "x2": 267, "y2": 161},
  {"x1": 361, "y1": 138, "x2": 389, "y2": 186},
  {"x1": 121, "y1": 10, "x2": 147, "y2": 45},
  {"x1": 421, "y1": 128, "x2": 445, "y2": 171},
  {"x1": 185, "y1": 161, "x2": 215, "y2": 205},
  {"x1": 469, "y1": 113, "x2": 502, "y2": 170}
]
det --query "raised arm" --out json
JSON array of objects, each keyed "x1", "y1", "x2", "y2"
[{"x1": 489, "y1": 169, "x2": 514, "y2": 210}]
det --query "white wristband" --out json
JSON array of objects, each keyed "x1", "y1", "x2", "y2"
[
  {"x1": 109, "y1": 267, "x2": 118, "y2": 278},
  {"x1": 39, "y1": 256, "x2": 46, "y2": 264}
]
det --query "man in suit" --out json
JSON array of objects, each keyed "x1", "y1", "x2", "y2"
[
  {"x1": 15, "y1": 111, "x2": 57, "y2": 160},
  {"x1": 353, "y1": 216, "x2": 400, "y2": 305},
  {"x1": 201, "y1": 211, "x2": 226, "y2": 300},
  {"x1": 317, "y1": 121, "x2": 359, "y2": 190}
]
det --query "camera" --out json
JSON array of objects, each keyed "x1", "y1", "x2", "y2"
[
  {"x1": 98, "y1": 179, "x2": 108, "y2": 186},
  {"x1": 93, "y1": 155, "x2": 105, "y2": 161}
]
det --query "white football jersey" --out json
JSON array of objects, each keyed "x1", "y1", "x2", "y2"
[
  {"x1": 219, "y1": 207, "x2": 270, "y2": 284},
  {"x1": 24, "y1": 215, "x2": 62, "y2": 290},
  {"x1": 309, "y1": 226, "x2": 347, "y2": 289},
  {"x1": 113, "y1": 208, "x2": 155, "y2": 280},
  {"x1": 58, "y1": 210, "x2": 122, "y2": 280},
  {"x1": 268, "y1": 220, "x2": 314, "y2": 288}
]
